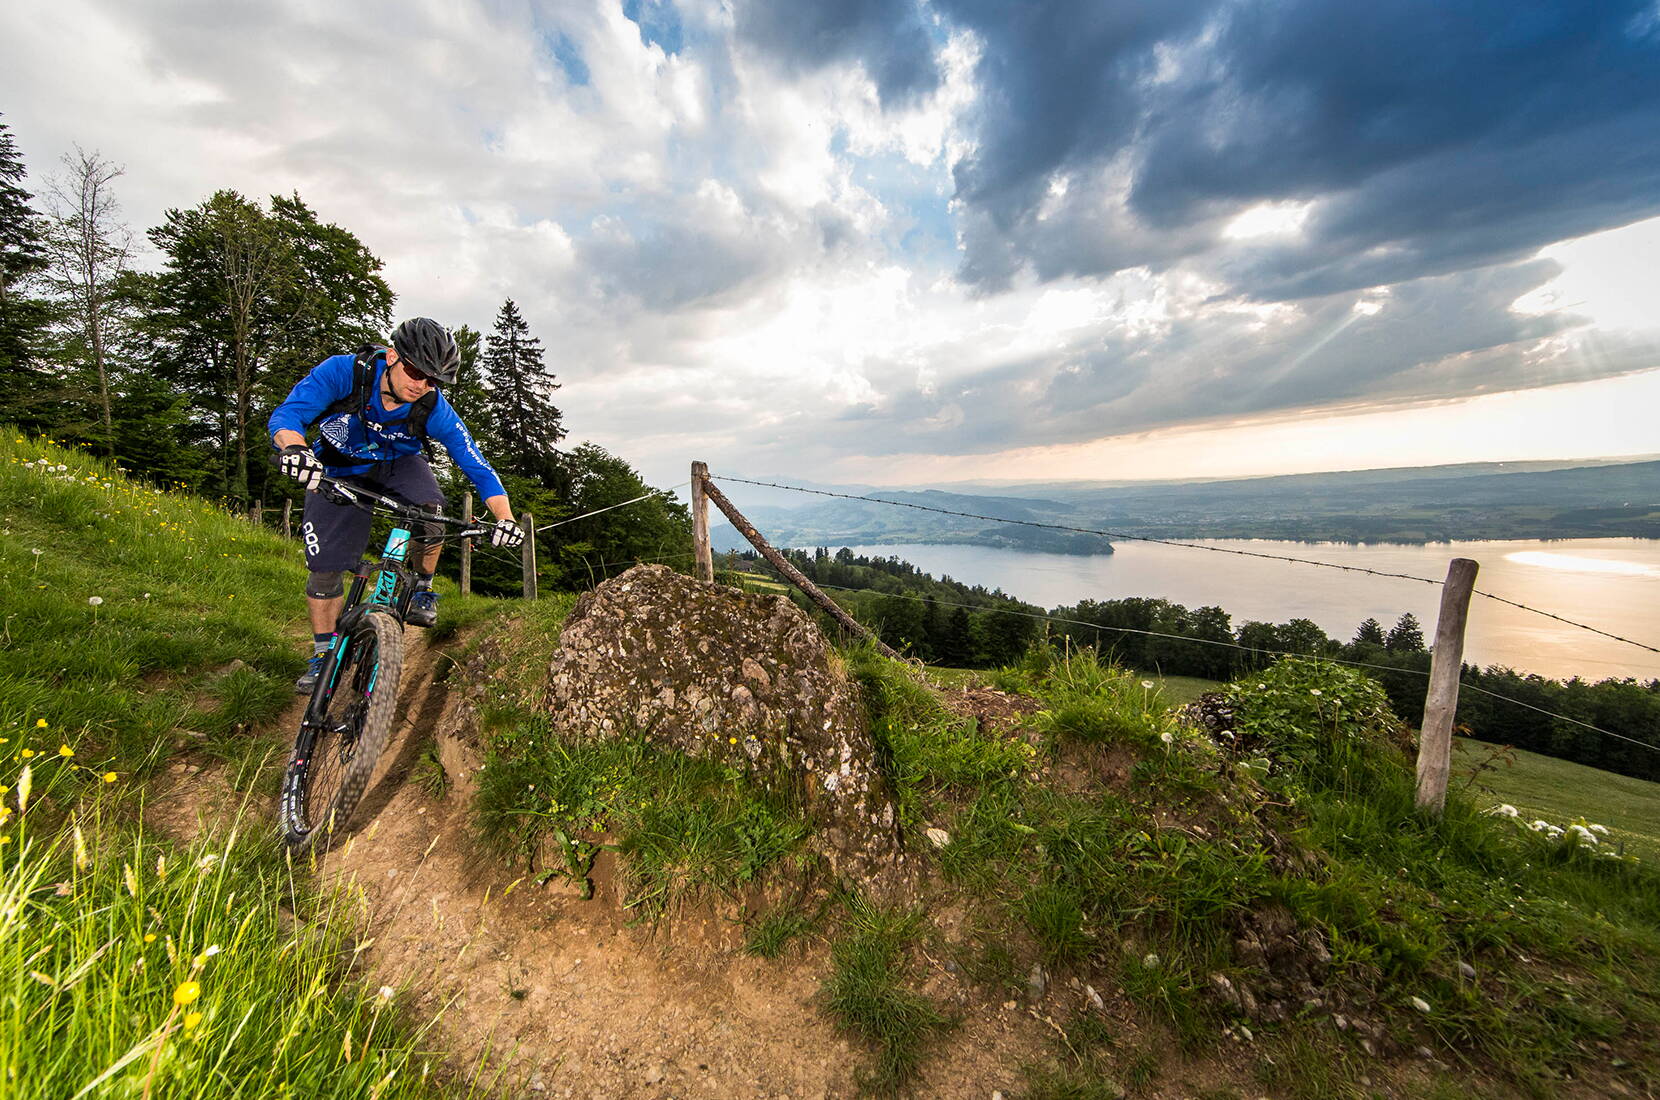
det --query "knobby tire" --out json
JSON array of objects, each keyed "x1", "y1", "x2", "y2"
[{"x1": 281, "y1": 609, "x2": 404, "y2": 852}]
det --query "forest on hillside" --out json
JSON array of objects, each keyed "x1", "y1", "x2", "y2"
[{"x1": 0, "y1": 114, "x2": 690, "y2": 593}]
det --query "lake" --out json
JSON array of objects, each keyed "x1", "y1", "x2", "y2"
[{"x1": 832, "y1": 538, "x2": 1660, "y2": 683}]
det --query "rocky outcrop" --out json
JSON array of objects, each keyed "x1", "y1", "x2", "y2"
[{"x1": 542, "y1": 564, "x2": 905, "y2": 883}]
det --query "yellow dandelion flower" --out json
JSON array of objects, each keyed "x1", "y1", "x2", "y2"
[
  {"x1": 20, "y1": 748, "x2": 34, "y2": 759},
  {"x1": 35, "y1": 718, "x2": 47, "y2": 729},
  {"x1": 173, "y1": 981, "x2": 201, "y2": 1006},
  {"x1": 183, "y1": 1011, "x2": 203, "y2": 1032},
  {"x1": 58, "y1": 744, "x2": 74, "y2": 758},
  {"x1": 144, "y1": 933, "x2": 156, "y2": 943},
  {"x1": 103, "y1": 772, "x2": 118, "y2": 783}
]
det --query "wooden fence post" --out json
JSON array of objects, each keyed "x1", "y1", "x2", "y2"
[
  {"x1": 459, "y1": 492, "x2": 473, "y2": 597},
  {"x1": 250, "y1": 499, "x2": 263, "y2": 527},
  {"x1": 699, "y1": 475, "x2": 903, "y2": 661},
  {"x1": 691, "y1": 461, "x2": 714, "y2": 583},
  {"x1": 520, "y1": 511, "x2": 537, "y2": 601},
  {"x1": 1415, "y1": 557, "x2": 1480, "y2": 816},
  {"x1": 281, "y1": 498, "x2": 292, "y2": 539}
]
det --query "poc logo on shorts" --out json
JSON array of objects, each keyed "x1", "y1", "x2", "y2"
[{"x1": 302, "y1": 521, "x2": 321, "y2": 557}]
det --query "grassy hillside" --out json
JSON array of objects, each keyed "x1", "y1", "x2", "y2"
[
  {"x1": 1461, "y1": 739, "x2": 1660, "y2": 863},
  {"x1": 0, "y1": 433, "x2": 496, "y2": 1098}
]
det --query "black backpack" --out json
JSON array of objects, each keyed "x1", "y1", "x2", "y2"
[{"x1": 310, "y1": 345, "x2": 437, "y2": 463}]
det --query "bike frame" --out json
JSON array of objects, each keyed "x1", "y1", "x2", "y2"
[{"x1": 296, "y1": 479, "x2": 486, "y2": 735}]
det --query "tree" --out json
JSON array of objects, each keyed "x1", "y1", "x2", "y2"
[
  {"x1": 483, "y1": 298, "x2": 564, "y2": 483},
  {"x1": 549, "y1": 443, "x2": 690, "y2": 589},
  {"x1": 1386, "y1": 612, "x2": 1426, "y2": 653},
  {"x1": 0, "y1": 113, "x2": 55, "y2": 430},
  {"x1": 42, "y1": 146, "x2": 133, "y2": 455},
  {"x1": 1351, "y1": 617, "x2": 1386, "y2": 648},
  {"x1": 125, "y1": 190, "x2": 390, "y2": 499}
]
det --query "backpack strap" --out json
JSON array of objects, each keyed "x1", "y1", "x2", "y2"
[{"x1": 308, "y1": 345, "x2": 437, "y2": 459}]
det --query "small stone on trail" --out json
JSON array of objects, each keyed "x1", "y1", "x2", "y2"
[
  {"x1": 1027, "y1": 963, "x2": 1047, "y2": 1000},
  {"x1": 1458, "y1": 961, "x2": 1477, "y2": 980},
  {"x1": 528, "y1": 1075, "x2": 545, "y2": 1092},
  {"x1": 1085, "y1": 984, "x2": 1104, "y2": 1010},
  {"x1": 644, "y1": 1064, "x2": 666, "y2": 1085},
  {"x1": 1417, "y1": 1046, "x2": 1435, "y2": 1060},
  {"x1": 925, "y1": 827, "x2": 951, "y2": 848}
]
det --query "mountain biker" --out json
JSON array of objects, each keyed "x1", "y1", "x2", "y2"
[{"x1": 269, "y1": 317, "x2": 525, "y2": 692}]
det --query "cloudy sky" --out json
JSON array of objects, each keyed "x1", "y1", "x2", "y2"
[{"x1": 5, "y1": 0, "x2": 1660, "y2": 490}]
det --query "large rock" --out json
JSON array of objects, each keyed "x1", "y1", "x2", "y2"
[{"x1": 542, "y1": 564, "x2": 904, "y2": 882}]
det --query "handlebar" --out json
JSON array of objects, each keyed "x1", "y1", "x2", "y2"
[{"x1": 270, "y1": 448, "x2": 503, "y2": 541}]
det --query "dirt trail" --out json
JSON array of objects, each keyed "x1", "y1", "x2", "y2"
[
  {"x1": 314, "y1": 631, "x2": 1045, "y2": 1099},
  {"x1": 148, "y1": 630, "x2": 1048, "y2": 1098}
]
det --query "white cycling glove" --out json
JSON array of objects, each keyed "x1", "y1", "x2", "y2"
[
  {"x1": 491, "y1": 519, "x2": 525, "y2": 549},
  {"x1": 278, "y1": 445, "x2": 324, "y2": 492}
]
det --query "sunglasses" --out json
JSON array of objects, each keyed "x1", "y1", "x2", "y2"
[{"x1": 395, "y1": 356, "x2": 441, "y2": 386}]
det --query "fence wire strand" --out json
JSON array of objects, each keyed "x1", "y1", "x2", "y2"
[{"x1": 711, "y1": 473, "x2": 1660, "y2": 657}]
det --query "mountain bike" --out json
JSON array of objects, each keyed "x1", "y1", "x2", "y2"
[{"x1": 280, "y1": 475, "x2": 499, "y2": 852}]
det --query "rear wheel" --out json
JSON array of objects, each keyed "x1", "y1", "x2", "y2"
[{"x1": 281, "y1": 609, "x2": 403, "y2": 852}]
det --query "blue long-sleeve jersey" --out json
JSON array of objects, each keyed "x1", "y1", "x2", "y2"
[{"x1": 267, "y1": 353, "x2": 507, "y2": 501}]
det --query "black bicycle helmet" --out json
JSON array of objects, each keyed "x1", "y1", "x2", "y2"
[{"x1": 390, "y1": 317, "x2": 461, "y2": 385}]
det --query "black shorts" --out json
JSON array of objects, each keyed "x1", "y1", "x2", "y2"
[{"x1": 300, "y1": 456, "x2": 446, "y2": 575}]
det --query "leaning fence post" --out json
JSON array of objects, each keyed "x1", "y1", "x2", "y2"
[
  {"x1": 691, "y1": 461, "x2": 714, "y2": 583},
  {"x1": 1415, "y1": 557, "x2": 1480, "y2": 815},
  {"x1": 281, "y1": 498, "x2": 293, "y2": 539},
  {"x1": 460, "y1": 492, "x2": 473, "y2": 597},
  {"x1": 520, "y1": 511, "x2": 537, "y2": 601},
  {"x1": 699, "y1": 475, "x2": 903, "y2": 661}
]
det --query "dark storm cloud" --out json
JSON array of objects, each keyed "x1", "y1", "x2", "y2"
[
  {"x1": 731, "y1": 0, "x2": 940, "y2": 106},
  {"x1": 933, "y1": 0, "x2": 1660, "y2": 297}
]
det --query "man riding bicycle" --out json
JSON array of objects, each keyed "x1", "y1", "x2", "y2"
[{"x1": 269, "y1": 317, "x2": 524, "y2": 692}]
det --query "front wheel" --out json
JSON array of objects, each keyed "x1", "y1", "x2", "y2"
[{"x1": 281, "y1": 609, "x2": 404, "y2": 852}]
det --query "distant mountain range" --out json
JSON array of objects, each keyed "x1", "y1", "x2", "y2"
[{"x1": 709, "y1": 456, "x2": 1660, "y2": 552}]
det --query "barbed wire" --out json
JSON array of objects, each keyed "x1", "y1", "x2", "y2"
[
  {"x1": 711, "y1": 473, "x2": 1660, "y2": 657},
  {"x1": 798, "y1": 579, "x2": 1660, "y2": 756},
  {"x1": 533, "y1": 481, "x2": 690, "y2": 534}
]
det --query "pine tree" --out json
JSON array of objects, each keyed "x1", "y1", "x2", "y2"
[
  {"x1": 482, "y1": 298, "x2": 565, "y2": 483},
  {"x1": 0, "y1": 114, "x2": 57, "y2": 430},
  {"x1": 1386, "y1": 612, "x2": 1426, "y2": 653},
  {"x1": 1352, "y1": 617, "x2": 1387, "y2": 648}
]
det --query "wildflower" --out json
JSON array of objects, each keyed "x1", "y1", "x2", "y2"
[
  {"x1": 144, "y1": 933, "x2": 156, "y2": 943},
  {"x1": 59, "y1": 744, "x2": 74, "y2": 758},
  {"x1": 1309, "y1": 688, "x2": 1322, "y2": 697},
  {"x1": 1485, "y1": 804, "x2": 1520, "y2": 818},
  {"x1": 21, "y1": 748, "x2": 35, "y2": 759},
  {"x1": 183, "y1": 1012, "x2": 203, "y2": 1032},
  {"x1": 35, "y1": 718, "x2": 47, "y2": 728},
  {"x1": 1411, "y1": 996, "x2": 1431, "y2": 1014},
  {"x1": 173, "y1": 980, "x2": 201, "y2": 1006},
  {"x1": 1159, "y1": 731, "x2": 1174, "y2": 744},
  {"x1": 1589, "y1": 824, "x2": 1609, "y2": 835},
  {"x1": 87, "y1": 596, "x2": 103, "y2": 607},
  {"x1": 1140, "y1": 680, "x2": 1155, "y2": 690},
  {"x1": 103, "y1": 772, "x2": 117, "y2": 783}
]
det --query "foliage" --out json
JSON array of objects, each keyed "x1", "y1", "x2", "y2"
[
  {"x1": 822, "y1": 895, "x2": 950, "y2": 1095},
  {"x1": 0, "y1": 114, "x2": 56, "y2": 431},
  {"x1": 0, "y1": 800, "x2": 461, "y2": 1099},
  {"x1": 121, "y1": 189, "x2": 392, "y2": 501},
  {"x1": 481, "y1": 298, "x2": 564, "y2": 484}
]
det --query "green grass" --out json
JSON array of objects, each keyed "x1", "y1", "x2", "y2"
[
  {"x1": 1454, "y1": 738, "x2": 1660, "y2": 862},
  {"x1": 822, "y1": 896, "x2": 950, "y2": 1096},
  {"x1": 0, "y1": 433, "x2": 490, "y2": 1098}
]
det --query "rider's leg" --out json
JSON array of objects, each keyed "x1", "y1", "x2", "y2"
[{"x1": 297, "y1": 483, "x2": 374, "y2": 691}]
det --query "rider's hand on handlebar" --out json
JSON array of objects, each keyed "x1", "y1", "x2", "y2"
[
  {"x1": 490, "y1": 518, "x2": 525, "y2": 549},
  {"x1": 277, "y1": 444, "x2": 324, "y2": 492}
]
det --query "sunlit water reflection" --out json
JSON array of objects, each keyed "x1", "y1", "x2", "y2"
[{"x1": 831, "y1": 538, "x2": 1660, "y2": 683}]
